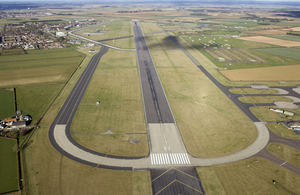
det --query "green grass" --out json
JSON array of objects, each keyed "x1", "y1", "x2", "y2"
[
  {"x1": 238, "y1": 96, "x2": 292, "y2": 103},
  {"x1": 250, "y1": 106, "x2": 300, "y2": 122},
  {"x1": 0, "y1": 89, "x2": 15, "y2": 119},
  {"x1": 150, "y1": 48, "x2": 257, "y2": 158},
  {"x1": 229, "y1": 88, "x2": 278, "y2": 94},
  {"x1": 70, "y1": 49, "x2": 148, "y2": 156},
  {"x1": 0, "y1": 48, "x2": 25, "y2": 56},
  {"x1": 0, "y1": 138, "x2": 18, "y2": 194},
  {"x1": 197, "y1": 158, "x2": 300, "y2": 195},
  {"x1": 16, "y1": 84, "x2": 64, "y2": 124},
  {"x1": 21, "y1": 49, "x2": 152, "y2": 194},
  {"x1": 182, "y1": 36, "x2": 300, "y2": 69},
  {"x1": 267, "y1": 35, "x2": 300, "y2": 42},
  {"x1": 74, "y1": 20, "x2": 133, "y2": 41},
  {"x1": 0, "y1": 48, "x2": 85, "y2": 88},
  {"x1": 267, "y1": 123, "x2": 300, "y2": 140},
  {"x1": 256, "y1": 48, "x2": 300, "y2": 61},
  {"x1": 268, "y1": 143, "x2": 300, "y2": 168}
]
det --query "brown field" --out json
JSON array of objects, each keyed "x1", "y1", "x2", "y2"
[
  {"x1": 237, "y1": 36, "x2": 300, "y2": 47},
  {"x1": 220, "y1": 64, "x2": 300, "y2": 81},
  {"x1": 245, "y1": 30, "x2": 288, "y2": 35}
]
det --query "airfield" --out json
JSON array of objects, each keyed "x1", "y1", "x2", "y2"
[{"x1": 1, "y1": 3, "x2": 300, "y2": 195}]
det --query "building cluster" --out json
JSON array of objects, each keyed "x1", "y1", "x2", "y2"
[
  {"x1": 0, "y1": 18, "x2": 101, "y2": 50},
  {"x1": 0, "y1": 11, "x2": 53, "y2": 19},
  {"x1": 0, "y1": 115, "x2": 32, "y2": 132},
  {"x1": 0, "y1": 23, "x2": 63, "y2": 49}
]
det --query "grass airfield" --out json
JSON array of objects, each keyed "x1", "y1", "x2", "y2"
[{"x1": 3, "y1": 3, "x2": 300, "y2": 195}]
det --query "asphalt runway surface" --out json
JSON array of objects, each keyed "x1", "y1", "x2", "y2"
[
  {"x1": 151, "y1": 167, "x2": 205, "y2": 195},
  {"x1": 133, "y1": 20, "x2": 175, "y2": 124}
]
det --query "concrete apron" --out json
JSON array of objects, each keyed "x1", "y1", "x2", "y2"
[{"x1": 53, "y1": 122, "x2": 269, "y2": 168}]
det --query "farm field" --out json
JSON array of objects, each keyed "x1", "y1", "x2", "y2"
[
  {"x1": 267, "y1": 35, "x2": 300, "y2": 42},
  {"x1": 150, "y1": 47, "x2": 257, "y2": 158},
  {"x1": 237, "y1": 36, "x2": 300, "y2": 47},
  {"x1": 70, "y1": 49, "x2": 148, "y2": 157},
  {"x1": 182, "y1": 35, "x2": 300, "y2": 69},
  {"x1": 220, "y1": 64, "x2": 300, "y2": 82},
  {"x1": 0, "y1": 48, "x2": 85, "y2": 88},
  {"x1": 197, "y1": 158, "x2": 300, "y2": 195},
  {"x1": 0, "y1": 89, "x2": 15, "y2": 119},
  {"x1": 0, "y1": 138, "x2": 18, "y2": 194},
  {"x1": 178, "y1": 35, "x2": 300, "y2": 87},
  {"x1": 255, "y1": 48, "x2": 300, "y2": 61},
  {"x1": 245, "y1": 29, "x2": 288, "y2": 35},
  {"x1": 16, "y1": 84, "x2": 64, "y2": 124}
]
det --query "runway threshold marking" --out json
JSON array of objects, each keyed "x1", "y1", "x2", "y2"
[{"x1": 150, "y1": 153, "x2": 190, "y2": 165}]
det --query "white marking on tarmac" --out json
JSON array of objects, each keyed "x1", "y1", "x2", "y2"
[
  {"x1": 150, "y1": 153, "x2": 190, "y2": 165},
  {"x1": 280, "y1": 161, "x2": 287, "y2": 166}
]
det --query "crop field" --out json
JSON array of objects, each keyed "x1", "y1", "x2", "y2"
[
  {"x1": 255, "y1": 48, "x2": 300, "y2": 61},
  {"x1": 74, "y1": 20, "x2": 133, "y2": 42},
  {"x1": 220, "y1": 64, "x2": 300, "y2": 81},
  {"x1": 16, "y1": 84, "x2": 64, "y2": 123},
  {"x1": 267, "y1": 35, "x2": 300, "y2": 42},
  {"x1": 70, "y1": 49, "x2": 148, "y2": 157},
  {"x1": 182, "y1": 35, "x2": 300, "y2": 69},
  {"x1": 150, "y1": 48, "x2": 257, "y2": 158},
  {"x1": 204, "y1": 48, "x2": 267, "y2": 64},
  {"x1": 237, "y1": 36, "x2": 300, "y2": 47},
  {"x1": 0, "y1": 48, "x2": 25, "y2": 55},
  {"x1": 0, "y1": 89, "x2": 15, "y2": 119},
  {"x1": 197, "y1": 158, "x2": 300, "y2": 195},
  {"x1": 245, "y1": 29, "x2": 288, "y2": 35},
  {"x1": 0, "y1": 48, "x2": 85, "y2": 88},
  {"x1": 0, "y1": 138, "x2": 18, "y2": 194}
]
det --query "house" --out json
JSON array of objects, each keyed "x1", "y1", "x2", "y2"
[{"x1": 11, "y1": 121, "x2": 26, "y2": 129}]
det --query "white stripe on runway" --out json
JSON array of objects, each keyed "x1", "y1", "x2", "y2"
[{"x1": 150, "y1": 153, "x2": 190, "y2": 165}]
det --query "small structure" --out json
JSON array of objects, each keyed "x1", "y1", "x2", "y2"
[
  {"x1": 56, "y1": 32, "x2": 66, "y2": 37},
  {"x1": 11, "y1": 121, "x2": 26, "y2": 129},
  {"x1": 218, "y1": 57, "x2": 225, "y2": 62},
  {"x1": 269, "y1": 108, "x2": 294, "y2": 116},
  {"x1": 288, "y1": 122, "x2": 300, "y2": 128}
]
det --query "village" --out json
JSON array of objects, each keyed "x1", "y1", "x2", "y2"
[{"x1": 0, "y1": 17, "x2": 100, "y2": 50}]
